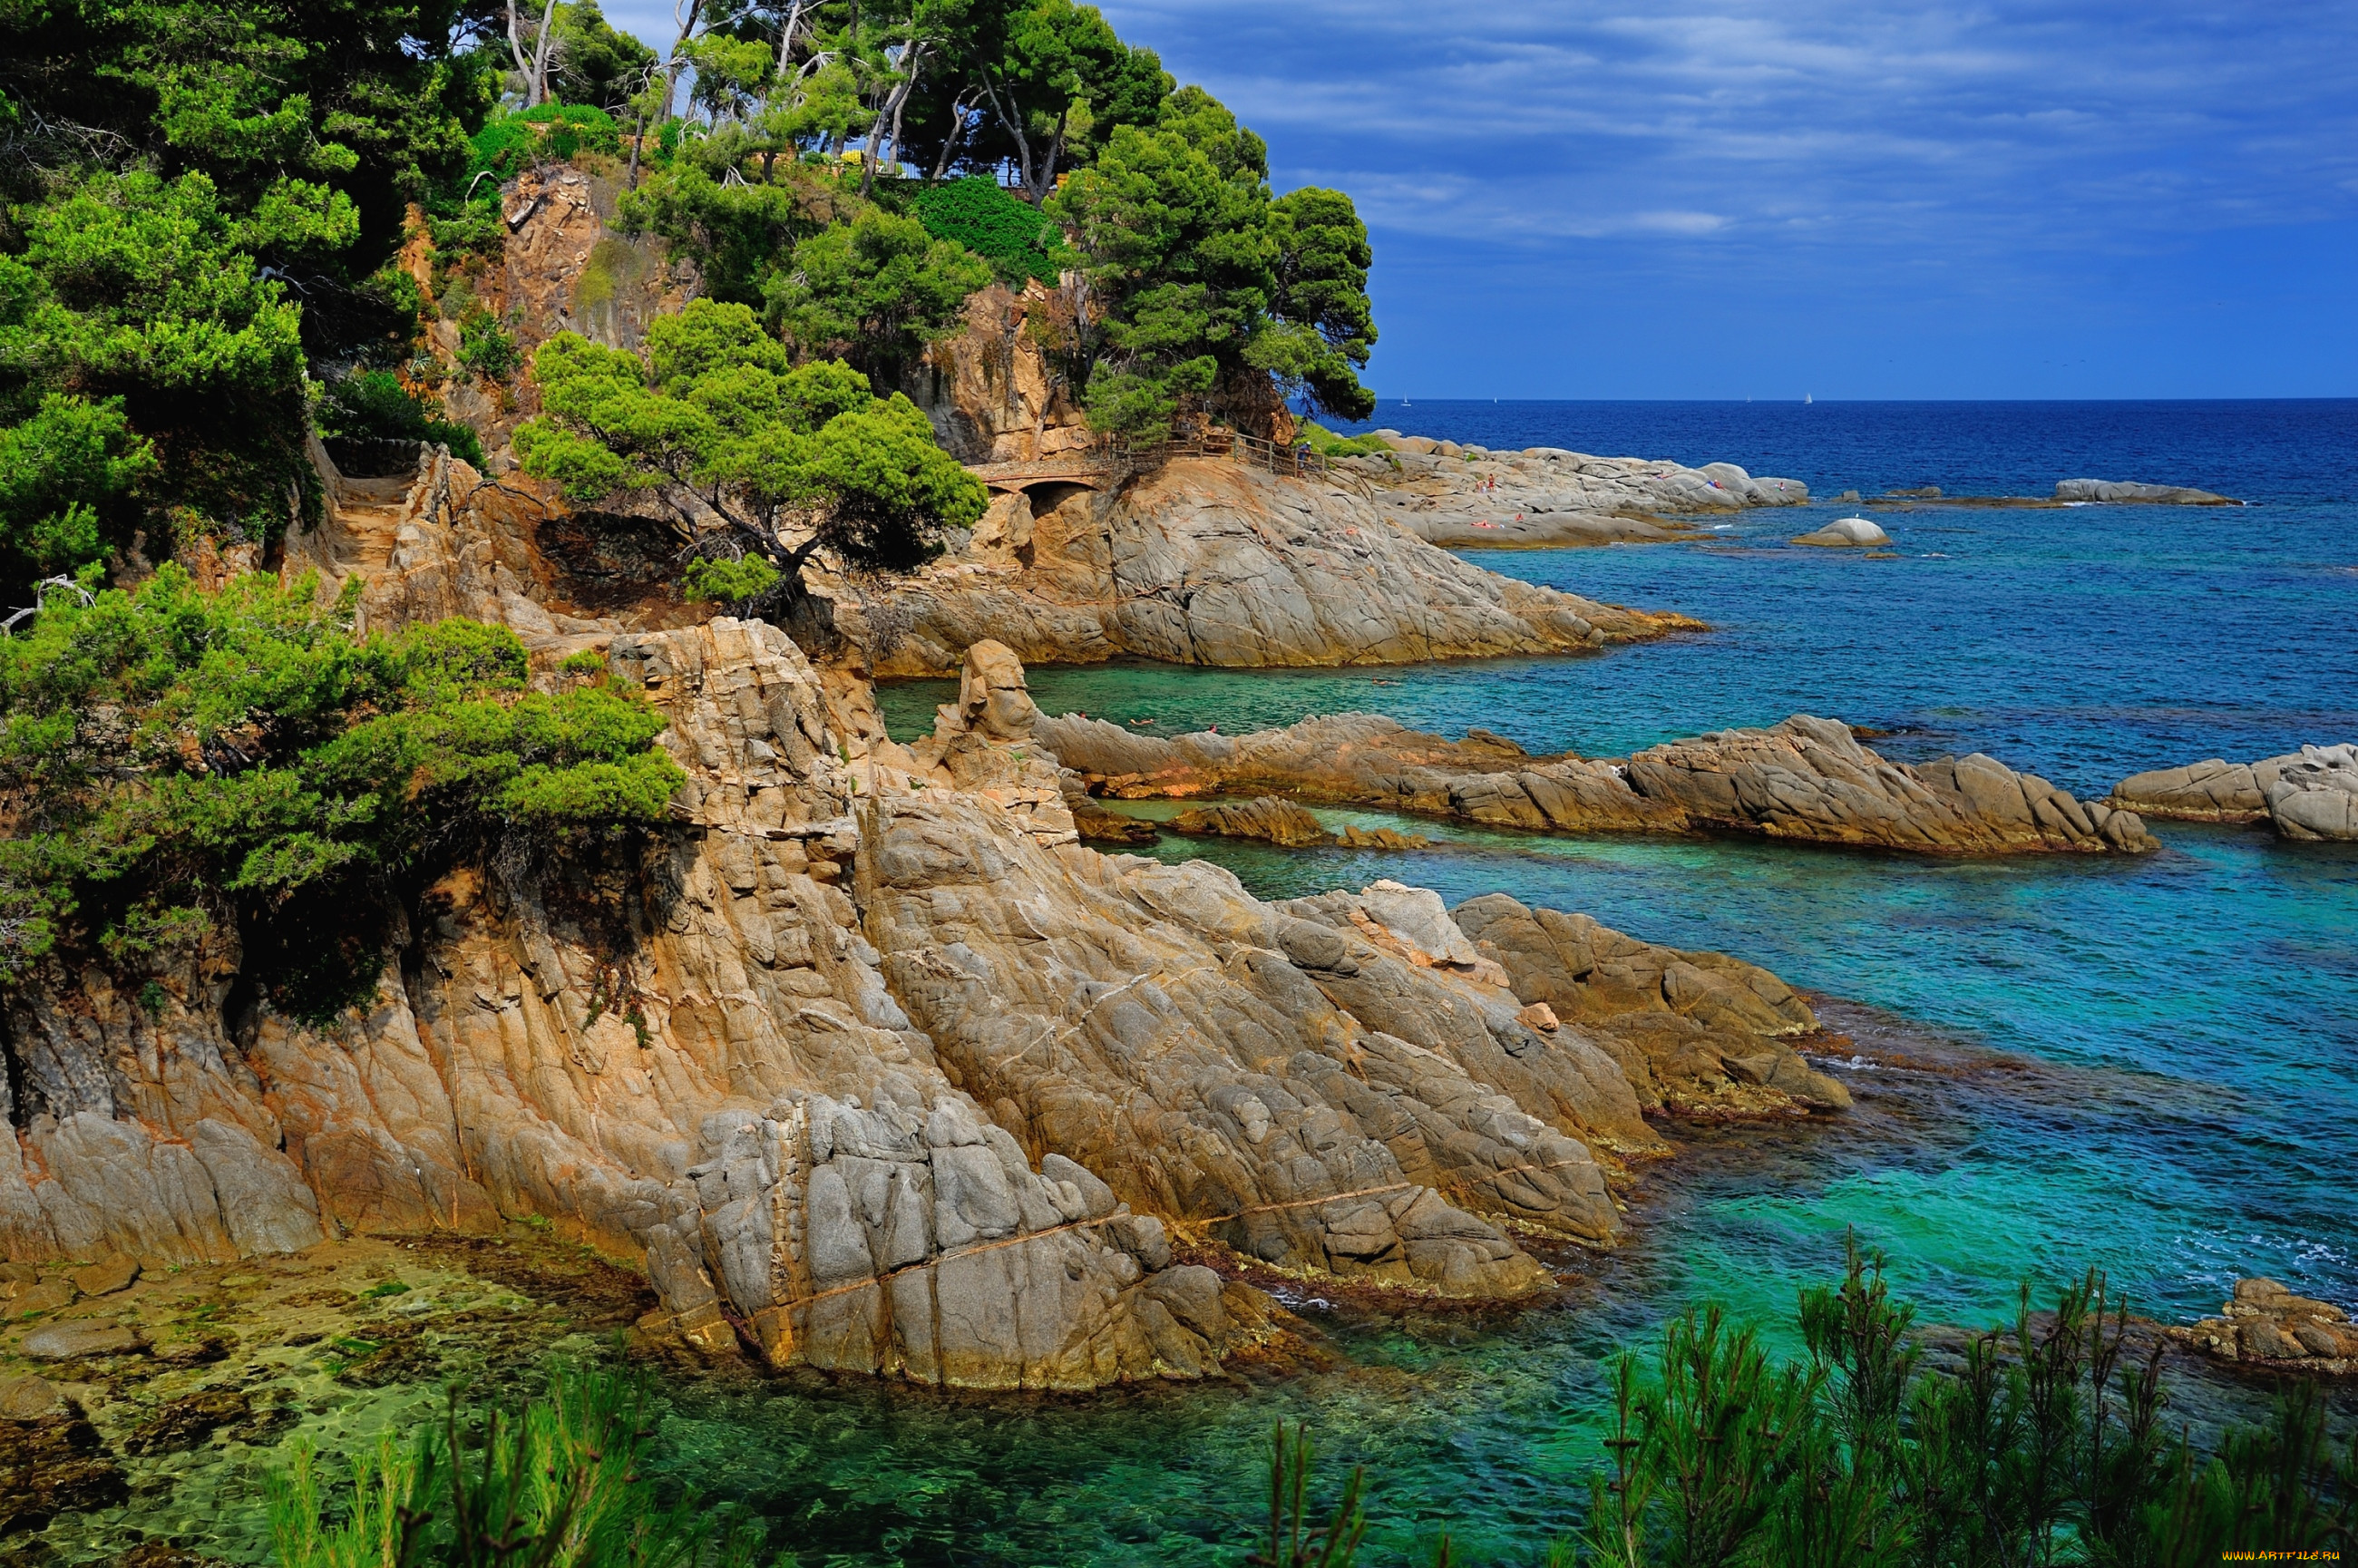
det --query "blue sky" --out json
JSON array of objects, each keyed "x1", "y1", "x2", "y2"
[{"x1": 600, "y1": 1, "x2": 2358, "y2": 399}]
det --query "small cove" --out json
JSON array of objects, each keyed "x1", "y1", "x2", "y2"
[{"x1": 41, "y1": 403, "x2": 2352, "y2": 1567}]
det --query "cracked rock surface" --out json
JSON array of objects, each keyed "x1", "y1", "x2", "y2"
[{"x1": 2111, "y1": 744, "x2": 2358, "y2": 841}]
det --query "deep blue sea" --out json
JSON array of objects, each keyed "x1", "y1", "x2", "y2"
[{"x1": 823, "y1": 401, "x2": 2358, "y2": 1564}]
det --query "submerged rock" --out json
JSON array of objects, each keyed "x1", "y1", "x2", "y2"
[
  {"x1": 1041, "y1": 710, "x2": 2153, "y2": 856},
  {"x1": 2054, "y1": 479, "x2": 2239, "y2": 505},
  {"x1": 2111, "y1": 744, "x2": 2358, "y2": 841},
  {"x1": 2180, "y1": 1279, "x2": 2357, "y2": 1374},
  {"x1": 1791, "y1": 516, "x2": 1891, "y2": 548},
  {"x1": 1172, "y1": 796, "x2": 1333, "y2": 846}
]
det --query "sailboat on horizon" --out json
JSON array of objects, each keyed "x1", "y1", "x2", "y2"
[{"x1": 1804, "y1": 393, "x2": 1813, "y2": 404}]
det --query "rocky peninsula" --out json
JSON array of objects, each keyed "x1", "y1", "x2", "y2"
[
  {"x1": 1333, "y1": 433, "x2": 1809, "y2": 550},
  {"x1": 2110, "y1": 744, "x2": 2358, "y2": 841},
  {"x1": 1042, "y1": 710, "x2": 2158, "y2": 855}
]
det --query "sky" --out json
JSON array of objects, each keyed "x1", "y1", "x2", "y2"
[{"x1": 599, "y1": 0, "x2": 2358, "y2": 400}]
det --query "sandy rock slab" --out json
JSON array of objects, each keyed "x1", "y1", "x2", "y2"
[
  {"x1": 1040, "y1": 710, "x2": 2153, "y2": 856},
  {"x1": 2178, "y1": 1279, "x2": 2358, "y2": 1374},
  {"x1": 2111, "y1": 744, "x2": 2358, "y2": 841}
]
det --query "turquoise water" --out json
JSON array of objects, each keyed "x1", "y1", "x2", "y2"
[{"x1": 778, "y1": 402, "x2": 2357, "y2": 1564}]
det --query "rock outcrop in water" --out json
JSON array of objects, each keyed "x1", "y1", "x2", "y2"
[
  {"x1": 2054, "y1": 479, "x2": 2239, "y2": 505},
  {"x1": 1791, "y1": 516, "x2": 1892, "y2": 548},
  {"x1": 2180, "y1": 1279, "x2": 2357, "y2": 1374},
  {"x1": 2110, "y1": 745, "x2": 2358, "y2": 842},
  {"x1": 1039, "y1": 711, "x2": 2157, "y2": 856},
  {"x1": 1337, "y1": 434, "x2": 1809, "y2": 550},
  {"x1": 843, "y1": 457, "x2": 1702, "y2": 677}
]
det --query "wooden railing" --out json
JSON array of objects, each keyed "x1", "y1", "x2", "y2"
[{"x1": 1102, "y1": 430, "x2": 1336, "y2": 481}]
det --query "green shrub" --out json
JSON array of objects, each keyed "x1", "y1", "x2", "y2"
[
  {"x1": 681, "y1": 555, "x2": 783, "y2": 605},
  {"x1": 456, "y1": 308, "x2": 521, "y2": 383},
  {"x1": 1296, "y1": 421, "x2": 1392, "y2": 459},
  {"x1": 268, "y1": 1364, "x2": 759, "y2": 1568},
  {"x1": 317, "y1": 371, "x2": 487, "y2": 468},
  {"x1": 0, "y1": 569, "x2": 685, "y2": 1018},
  {"x1": 912, "y1": 176, "x2": 1068, "y2": 286}
]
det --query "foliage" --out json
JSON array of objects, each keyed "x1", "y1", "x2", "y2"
[
  {"x1": 682, "y1": 555, "x2": 784, "y2": 604},
  {"x1": 0, "y1": 394, "x2": 158, "y2": 581},
  {"x1": 317, "y1": 371, "x2": 487, "y2": 468},
  {"x1": 549, "y1": 2, "x2": 658, "y2": 113},
  {"x1": 267, "y1": 1364, "x2": 761, "y2": 1568},
  {"x1": 0, "y1": 567, "x2": 683, "y2": 1018},
  {"x1": 456, "y1": 307, "x2": 522, "y2": 383},
  {"x1": 766, "y1": 208, "x2": 991, "y2": 383},
  {"x1": 1573, "y1": 1238, "x2": 2358, "y2": 1567},
  {"x1": 1048, "y1": 88, "x2": 1377, "y2": 436},
  {"x1": 1248, "y1": 1424, "x2": 1368, "y2": 1568},
  {"x1": 0, "y1": 0, "x2": 498, "y2": 580},
  {"x1": 1296, "y1": 422, "x2": 1393, "y2": 459},
  {"x1": 468, "y1": 103, "x2": 626, "y2": 188},
  {"x1": 912, "y1": 175, "x2": 1067, "y2": 285},
  {"x1": 515, "y1": 298, "x2": 985, "y2": 619}
]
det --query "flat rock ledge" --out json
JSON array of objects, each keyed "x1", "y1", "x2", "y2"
[
  {"x1": 1335, "y1": 436, "x2": 1808, "y2": 550},
  {"x1": 2177, "y1": 1279, "x2": 2358, "y2": 1375},
  {"x1": 2111, "y1": 745, "x2": 2358, "y2": 842},
  {"x1": 1039, "y1": 711, "x2": 2156, "y2": 856},
  {"x1": 2055, "y1": 479, "x2": 2240, "y2": 505}
]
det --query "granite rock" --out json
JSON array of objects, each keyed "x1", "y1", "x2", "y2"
[
  {"x1": 1351, "y1": 438, "x2": 1808, "y2": 550},
  {"x1": 846, "y1": 458, "x2": 1702, "y2": 677},
  {"x1": 1041, "y1": 711, "x2": 2152, "y2": 856},
  {"x1": 1791, "y1": 516, "x2": 1891, "y2": 548},
  {"x1": 2111, "y1": 744, "x2": 2358, "y2": 841},
  {"x1": 2054, "y1": 479, "x2": 2239, "y2": 505},
  {"x1": 2180, "y1": 1278, "x2": 2356, "y2": 1374},
  {"x1": 1171, "y1": 796, "x2": 1334, "y2": 847}
]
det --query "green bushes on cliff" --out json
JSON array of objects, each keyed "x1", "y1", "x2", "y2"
[
  {"x1": 0, "y1": 567, "x2": 684, "y2": 1019},
  {"x1": 913, "y1": 177, "x2": 1068, "y2": 286}
]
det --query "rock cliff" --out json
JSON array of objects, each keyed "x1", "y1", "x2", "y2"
[
  {"x1": 1039, "y1": 711, "x2": 2157, "y2": 855},
  {"x1": 7, "y1": 467, "x2": 1855, "y2": 1389},
  {"x1": 844, "y1": 456, "x2": 1703, "y2": 676},
  {"x1": 2110, "y1": 745, "x2": 2358, "y2": 842}
]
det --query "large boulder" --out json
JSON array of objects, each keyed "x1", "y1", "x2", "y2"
[{"x1": 1791, "y1": 516, "x2": 1891, "y2": 548}]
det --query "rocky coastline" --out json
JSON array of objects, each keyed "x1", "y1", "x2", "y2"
[{"x1": 1041, "y1": 710, "x2": 2158, "y2": 856}]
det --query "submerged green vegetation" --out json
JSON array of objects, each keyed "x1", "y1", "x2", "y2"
[
  {"x1": 0, "y1": 568, "x2": 682, "y2": 1018},
  {"x1": 265, "y1": 1253, "x2": 2355, "y2": 1566}
]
